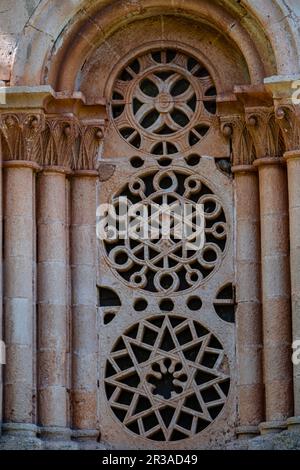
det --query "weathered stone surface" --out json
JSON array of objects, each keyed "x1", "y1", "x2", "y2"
[{"x1": 1, "y1": 0, "x2": 300, "y2": 451}]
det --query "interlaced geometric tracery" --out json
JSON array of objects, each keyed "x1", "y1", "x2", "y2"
[
  {"x1": 110, "y1": 49, "x2": 217, "y2": 154},
  {"x1": 105, "y1": 315, "x2": 230, "y2": 441},
  {"x1": 103, "y1": 168, "x2": 227, "y2": 294}
]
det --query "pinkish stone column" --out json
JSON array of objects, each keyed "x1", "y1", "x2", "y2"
[
  {"x1": 232, "y1": 165, "x2": 263, "y2": 439},
  {"x1": 254, "y1": 157, "x2": 293, "y2": 434},
  {"x1": 284, "y1": 151, "x2": 300, "y2": 432},
  {"x1": 37, "y1": 166, "x2": 76, "y2": 448},
  {"x1": 0, "y1": 160, "x2": 3, "y2": 438},
  {"x1": 70, "y1": 170, "x2": 99, "y2": 448},
  {"x1": 2, "y1": 161, "x2": 41, "y2": 446}
]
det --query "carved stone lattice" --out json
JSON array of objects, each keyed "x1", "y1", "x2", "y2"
[
  {"x1": 110, "y1": 49, "x2": 217, "y2": 154},
  {"x1": 103, "y1": 168, "x2": 227, "y2": 294},
  {"x1": 105, "y1": 314, "x2": 230, "y2": 441}
]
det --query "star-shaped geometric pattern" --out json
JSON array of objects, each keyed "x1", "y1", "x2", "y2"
[{"x1": 105, "y1": 315, "x2": 230, "y2": 441}]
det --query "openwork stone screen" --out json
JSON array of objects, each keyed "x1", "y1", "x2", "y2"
[
  {"x1": 103, "y1": 168, "x2": 227, "y2": 293},
  {"x1": 105, "y1": 315, "x2": 230, "y2": 442},
  {"x1": 110, "y1": 49, "x2": 217, "y2": 155},
  {"x1": 98, "y1": 46, "x2": 235, "y2": 449}
]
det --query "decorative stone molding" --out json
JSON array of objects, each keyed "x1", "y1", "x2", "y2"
[{"x1": 0, "y1": 86, "x2": 107, "y2": 171}]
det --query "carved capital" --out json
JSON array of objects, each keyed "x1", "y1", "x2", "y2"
[
  {"x1": 0, "y1": 112, "x2": 45, "y2": 161},
  {"x1": 76, "y1": 122, "x2": 105, "y2": 171},
  {"x1": 220, "y1": 115, "x2": 256, "y2": 166},
  {"x1": 1, "y1": 112, "x2": 107, "y2": 171},
  {"x1": 244, "y1": 106, "x2": 285, "y2": 158},
  {"x1": 274, "y1": 104, "x2": 300, "y2": 152},
  {"x1": 41, "y1": 116, "x2": 79, "y2": 168}
]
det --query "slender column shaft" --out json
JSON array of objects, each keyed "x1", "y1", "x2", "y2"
[
  {"x1": 254, "y1": 158, "x2": 293, "y2": 432},
  {"x1": 3, "y1": 161, "x2": 38, "y2": 435},
  {"x1": 0, "y1": 161, "x2": 3, "y2": 434},
  {"x1": 285, "y1": 151, "x2": 300, "y2": 428},
  {"x1": 233, "y1": 165, "x2": 263, "y2": 438},
  {"x1": 37, "y1": 167, "x2": 69, "y2": 438},
  {"x1": 71, "y1": 171, "x2": 98, "y2": 443}
]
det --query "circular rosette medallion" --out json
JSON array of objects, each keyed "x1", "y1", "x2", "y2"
[
  {"x1": 102, "y1": 168, "x2": 227, "y2": 294},
  {"x1": 105, "y1": 315, "x2": 230, "y2": 442},
  {"x1": 109, "y1": 49, "x2": 217, "y2": 155}
]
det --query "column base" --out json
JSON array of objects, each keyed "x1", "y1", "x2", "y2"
[
  {"x1": 39, "y1": 426, "x2": 79, "y2": 450},
  {"x1": 0, "y1": 423, "x2": 42, "y2": 450},
  {"x1": 236, "y1": 425, "x2": 260, "y2": 439},
  {"x1": 259, "y1": 420, "x2": 287, "y2": 435},
  {"x1": 228, "y1": 420, "x2": 300, "y2": 449},
  {"x1": 287, "y1": 416, "x2": 300, "y2": 432},
  {"x1": 72, "y1": 429, "x2": 106, "y2": 450}
]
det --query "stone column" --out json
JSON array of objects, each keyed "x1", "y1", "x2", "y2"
[
  {"x1": 232, "y1": 165, "x2": 263, "y2": 439},
  {"x1": 254, "y1": 157, "x2": 293, "y2": 434},
  {"x1": 70, "y1": 170, "x2": 100, "y2": 448},
  {"x1": 0, "y1": 158, "x2": 3, "y2": 437},
  {"x1": 2, "y1": 161, "x2": 41, "y2": 448},
  {"x1": 37, "y1": 166, "x2": 76, "y2": 449},
  {"x1": 284, "y1": 151, "x2": 300, "y2": 432}
]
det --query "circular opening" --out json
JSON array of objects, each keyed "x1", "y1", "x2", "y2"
[
  {"x1": 205, "y1": 200, "x2": 216, "y2": 214},
  {"x1": 187, "y1": 296, "x2": 202, "y2": 311},
  {"x1": 159, "y1": 176, "x2": 173, "y2": 189},
  {"x1": 134, "y1": 275, "x2": 142, "y2": 284},
  {"x1": 160, "y1": 274, "x2": 173, "y2": 289},
  {"x1": 159, "y1": 299, "x2": 174, "y2": 312},
  {"x1": 203, "y1": 249, "x2": 217, "y2": 262},
  {"x1": 134, "y1": 298, "x2": 148, "y2": 311},
  {"x1": 188, "y1": 179, "x2": 197, "y2": 189},
  {"x1": 130, "y1": 156, "x2": 144, "y2": 168},
  {"x1": 190, "y1": 272, "x2": 199, "y2": 283},
  {"x1": 115, "y1": 252, "x2": 128, "y2": 265},
  {"x1": 185, "y1": 154, "x2": 201, "y2": 166},
  {"x1": 132, "y1": 182, "x2": 141, "y2": 190}
]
